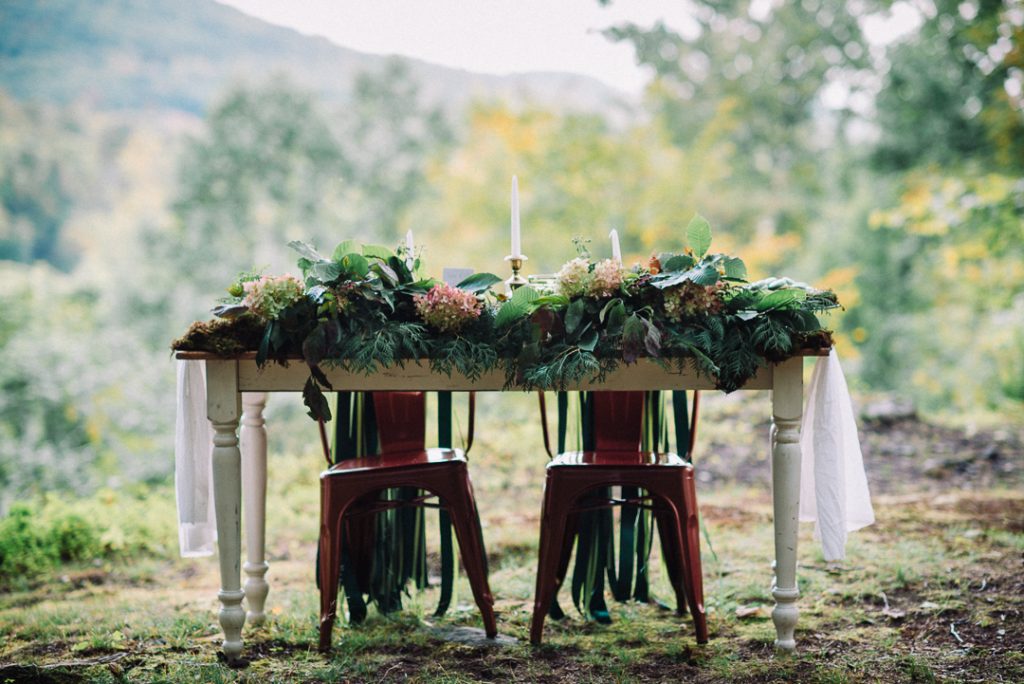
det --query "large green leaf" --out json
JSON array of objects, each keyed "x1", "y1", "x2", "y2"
[
  {"x1": 361, "y1": 243, "x2": 393, "y2": 259},
  {"x1": 511, "y1": 285, "x2": 540, "y2": 306},
  {"x1": 332, "y1": 240, "x2": 360, "y2": 261},
  {"x1": 662, "y1": 254, "x2": 694, "y2": 272},
  {"x1": 310, "y1": 260, "x2": 342, "y2": 283},
  {"x1": 755, "y1": 288, "x2": 807, "y2": 311},
  {"x1": 456, "y1": 272, "x2": 502, "y2": 294},
  {"x1": 686, "y1": 214, "x2": 712, "y2": 258},
  {"x1": 688, "y1": 264, "x2": 720, "y2": 286},
  {"x1": 494, "y1": 301, "x2": 527, "y2": 328},
  {"x1": 578, "y1": 329, "x2": 599, "y2": 352},
  {"x1": 564, "y1": 298, "x2": 586, "y2": 334},
  {"x1": 723, "y1": 256, "x2": 748, "y2": 280},
  {"x1": 340, "y1": 253, "x2": 369, "y2": 278}
]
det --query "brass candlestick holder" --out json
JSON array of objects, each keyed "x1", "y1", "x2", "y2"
[{"x1": 504, "y1": 255, "x2": 528, "y2": 292}]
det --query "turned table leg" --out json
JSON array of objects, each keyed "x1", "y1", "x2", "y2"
[
  {"x1": 771, "y1": 357, "x2": 803, "y2": 652},
  {"x1": 207, "y1": 361, "x2": 246, "y2": 663},
  {"x1": 241, "y1": 392, "x2": 270, "y2": 626}
]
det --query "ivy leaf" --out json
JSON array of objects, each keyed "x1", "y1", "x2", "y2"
[
  {"x1": 332, "y1": 240, "x2": 360, "y2": 261},
  {"x1": 578, "y1": 329, "x2": 599, "y2": 352},
  {"x1": 723, "y1": 257, "x2": 747, "y2": 280},
  {"x1": 361, "y1": 244, "x2": 393, "y2": 259},
  {"x1": 564, "y1": 298, "x2": 586, "y2": 334},
  {"x1": 686, "y1": 214, "x2": 712, "y2": 258},
  {"x1": 289, "y1": 240, "x2": 324, "y2": 262},
  {"x1": 456, "y1": 272, "x2": 502, "y2": 294}
]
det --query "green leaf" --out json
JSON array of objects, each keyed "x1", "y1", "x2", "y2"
[
  {"x1": 340, "y1": 253, "x2": 369, "y2": 278},
  {"x1": 606, "y1": 299, "x2": 626, "y2": 333},
  {"x1": 723, "y1": 257, "x2": 747, "y2": 280},
  {"x1": 361, "y1": 244, "x2": 393, "y2": 259},
  {"x1": 495, "y1": 301, "x2": 527, "y2": 328},
  {"x1": 511, "y1": 285, "x2": 540, "y2": 306},
  {"x1": 578, "y1": 329, "x2": 599, "y2": 352},
  {"x1": 332, "y1": 240, "x2": 360, "y2": 261},
  {"x1": 599, "y1": 298, "x2": 622, "y2": 323},
  {"x1": 755, "y1": 289, "x2": 807, "y2": 311},
  {"x1": 564, "y1": 298, "x2": 586, "y2": 334},
  {"x1": 533, "y1": 293, "x2": 570, "y2": 309},
  {"x1": 289, "y1": 240, "x2": 324, "y2": 262},
  {"x1": 310, "y1": 261, "x2": 343, "y2": 283},
  {"x1": 688, "y1": 264, "x2": 720, "y2": 286},
  {"x1": 662, "y1": 254, "x2": 694, "y2": 272},
  {"x1": 686, "y1": 214, "x2": 712, "y2": 258},
  {"x1": 456, "y1": 272, "x2": 502, "y2": 294}
]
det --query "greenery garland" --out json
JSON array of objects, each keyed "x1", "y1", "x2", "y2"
[{"x1": 172, "y1": 215, "x2": 838, "y2": 421}]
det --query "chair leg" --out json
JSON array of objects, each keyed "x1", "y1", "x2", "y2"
[
  {"x1": 655, "y1": 509, "x2": 688, "y2": 616},
  {"x1": 319, "y1": 482, "x2": 355, "y2": 652},
  {"x1": 444, "y1": 485, "x2": 498, "y2": 638},
  {"x1": 531, "y1": 476, "x2": 574, "y2": 645},
  {"x1": 678, "y1": 470, "x2": 708, "y2": 643}
]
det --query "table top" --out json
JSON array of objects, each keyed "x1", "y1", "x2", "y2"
[{"x1": 176, "y1": 350, "x2": 827, "y2": 392}]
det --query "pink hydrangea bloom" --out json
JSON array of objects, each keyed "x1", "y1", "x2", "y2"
[
  {"x1": 588, "y1": 258, "x2": 623, "y2": 297},
  {"x1": 414, "y1": 283, "x2": 482, "y2": 333},
  {"x1": 243, "y1": 274, "x2": 304, "y2": 320}
]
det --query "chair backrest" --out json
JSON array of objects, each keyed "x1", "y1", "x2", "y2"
[
  {"x1": 372, "y1": 392, "x2": 425, "y2": 455},
  {"x1": 593, "y1": 391, "x2": 644, "y2": 452}
]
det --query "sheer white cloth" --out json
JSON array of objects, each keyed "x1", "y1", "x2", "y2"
[
  {"x1": 175, "y1": 360, "x2": 216, "y2": 557},
  {"x1": 799, "y1": 350, "x2": 875, "y2": 561}
]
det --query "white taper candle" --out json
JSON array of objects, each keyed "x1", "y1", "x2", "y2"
[
  {"x1": 609, "y1": 228, "x2": 622, "y2": 264},
  {"x1": 511, "y1": 176, "x2": 521, "y2": 258}
]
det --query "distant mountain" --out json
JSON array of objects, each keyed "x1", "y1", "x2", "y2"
[{"x1": 0, "y1": 0, "x2": 630, "y2": 116}]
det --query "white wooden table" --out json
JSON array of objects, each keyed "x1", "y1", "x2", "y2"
[{"x1": 176, "y1": 352, "x2": 818, "y2": 662}]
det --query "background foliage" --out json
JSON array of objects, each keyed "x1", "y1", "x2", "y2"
[{"x1": 0, "y1": 0, "x2": 1021, "y2": 514}]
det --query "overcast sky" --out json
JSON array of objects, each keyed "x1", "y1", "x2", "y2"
[
  {"x1": 217, "y1": 0, "x2": 706, "y2": 95},
  {"x1": 217, "y1": 1, "x2": 923, "y2": 96}
]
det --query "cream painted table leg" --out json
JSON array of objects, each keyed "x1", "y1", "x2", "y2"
[
  {"x1": 241, "y1": 392, "x2": 269, "y2": 626},
  {"x1": 770, "y1": 357, "x2": 803, "y2": 651},
  {"x1": 207, "y1": 360, "x2": 246, "y2": 663}
]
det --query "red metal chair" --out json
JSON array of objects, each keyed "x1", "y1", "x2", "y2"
[
  {"x1": 317, "y1": 392, "x2": 497, "y2": 652},
  {"x1": 530, "y1": 391, "x2": 708, "y2": 645}
]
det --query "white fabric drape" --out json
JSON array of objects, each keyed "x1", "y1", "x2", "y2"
[
  {"x1": 175, "y1": 360, "x2": 216, "y2": 557},
  {"x1": 799, "y1": 350, "x2": 875, "y2": 561}
]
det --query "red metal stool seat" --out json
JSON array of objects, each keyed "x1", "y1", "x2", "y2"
[
  {"x1": 530, "y1": 391, "x2": 708, "y2": 645},
  {"x1": 317, "y1": 392, "x2": 497, "y2": 651}
]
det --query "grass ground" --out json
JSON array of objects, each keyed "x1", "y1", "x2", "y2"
[{"x1": 1, "y1": 392, "x2": 1022, "y2": 683}]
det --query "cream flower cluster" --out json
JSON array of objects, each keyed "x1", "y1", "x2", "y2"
[
  {"x1": 414, "y1": 282, "x2": 482, "y2": 333},
  {"x1": 243, "y1": 274, "x2": 305, "y2": 320},
  {"x1": 555, "y1": 257, "x2": 623, "y2": 298}
]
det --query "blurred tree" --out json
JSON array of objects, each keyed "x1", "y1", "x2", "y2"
[
  {"x1": 602, "y1": 0, "x2": 878, "y2": 239},
  {"x1": 873, "y1": 0, "x2": 1024, "y2": 172},
  {"x1": 0, "y1": 91, "x2": 96, "y2": 270}
]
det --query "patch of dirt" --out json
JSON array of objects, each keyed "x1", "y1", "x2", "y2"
[{"x1": 700, "y1": 413, "x2": 1023, "y2": 495}]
